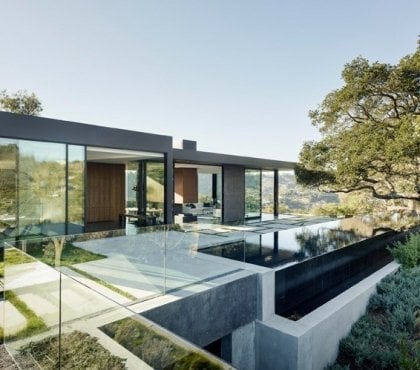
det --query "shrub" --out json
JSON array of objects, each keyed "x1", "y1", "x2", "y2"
[
  {"x1": 334, "y1": 267, "x2": 420, "y2": 369},
  {"x1": 389, "y1": 233, "x2": 420, "y2": 268}
]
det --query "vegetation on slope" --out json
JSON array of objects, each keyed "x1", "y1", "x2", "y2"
[{"x1": 329, "y1": 233, "x2": 420, "y2": 369}]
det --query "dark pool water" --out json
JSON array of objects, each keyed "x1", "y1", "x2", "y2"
[
  {"x1": 200, "y1": 218, "x2": 390, "y2": 269},
  {"x1": 200, "y1": 217, "x2": 399, "y2": 319}
]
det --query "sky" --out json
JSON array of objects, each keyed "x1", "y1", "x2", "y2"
[{"x1": 1, "y1": 1, "x2": 419, "y2": 161}]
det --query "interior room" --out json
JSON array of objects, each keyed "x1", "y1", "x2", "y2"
[
  {"x1": 85, "y1": 146, "x2": 165, "y2": 232},
  {"x1": 174, "y1": 163, "x2": 222, "y2": 224}
]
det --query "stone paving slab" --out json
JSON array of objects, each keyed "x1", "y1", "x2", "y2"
[{"x1": 0, "y1": 301, "x2": 26, "y2": 335}]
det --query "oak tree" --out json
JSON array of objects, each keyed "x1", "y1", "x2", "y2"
[{"x1": 296, "y1": 44, "x2": 420, "y2": 204}]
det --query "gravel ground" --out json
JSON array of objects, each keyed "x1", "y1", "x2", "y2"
[{"x1": 0, "y1": 344, "x2": 18, "y2": 370}]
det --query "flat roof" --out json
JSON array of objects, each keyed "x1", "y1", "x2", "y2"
[
  {"x1": 0, "y1": 111, "x2": 173, "y2": 154},
  {"x1": 173, "y1": 148, "x2": 296, "y2": 170},
  {"x1": 0, "y1": 112, "x2": 296, "y2": 169}
]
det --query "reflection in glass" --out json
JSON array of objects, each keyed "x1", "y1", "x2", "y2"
[
  {"x1": 245, "y1": 169, "x2": 261, "y2": 219},
  {"x1": 67, "y1": 145, "x2": 85, "y2": 234},
  {"x1": 0, "y1": 138, "x2": 17, "y2": 239},
  {"x1": 197, "y1": 169, "x2": 222, "y2": 221},
  {"x1": 19, "y1": 140, "x2": 66, "y2": 236},
  {"x1": 146, "y1": 161, "x2": 165, "y2": 224},
  {"x1": 262, "y1": 170, "x2": 275, "y2": 220}
]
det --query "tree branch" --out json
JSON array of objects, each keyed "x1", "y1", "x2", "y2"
[{"x1": 321, "y1": 185, "x2": 420, "y2": 201}]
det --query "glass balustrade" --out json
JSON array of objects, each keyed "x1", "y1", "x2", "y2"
[{"x1": 1, "y1": 223, "x2": 244, "y2": 369}]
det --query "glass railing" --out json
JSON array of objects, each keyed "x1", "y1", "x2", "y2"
[
  {"x1": 1, "y1": 225, "x2": 238, "y2": 369},
  {"x1": 4, "y1": 224, "x2": 245, "y2": 303}
]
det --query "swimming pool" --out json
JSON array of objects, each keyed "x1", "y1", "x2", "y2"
[
  {"x1": 200, "y1": 218, "x2": 390, "y2": 269},
  {"x1": 200, "y1": 217, "x2": 399, "y2": 319}
]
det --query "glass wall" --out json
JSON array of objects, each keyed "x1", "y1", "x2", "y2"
[
  {"x1": 262, "y1": 170, "x2": 275, "y2": 220},
  {"x1": 0, "y1": 138, "x2": 17, "y2": 239},
  {"x1": 67, "y1": 145, "x2": 85, "y2": 234},
  {"x1": 197, "y1": 169, "x2": 222, "y2": 220},
  {"x1": 0, "y1": 138, "x2": 86, "y2": 239},
  {"x1": 3, "y1": 227, "x2": 234, "y2": 370},
  {"x1": 123, "y1": 159, "x2": 165, "y2": 226},
  {"x1": 18, "y1": 140, "x2": 67, "y2": 236},
  {"x1": 198, "y1": 173, "x2": 213, "y2": 204},
  {"x1": 245, "y1": 169, "x2": 261, "y2": 219},
  {"x1": 146, "y1": 161, "x2": 165, "y2": 224},
  {"x1": 125, "y1": 162, "x2": 138, "y2": 211}
]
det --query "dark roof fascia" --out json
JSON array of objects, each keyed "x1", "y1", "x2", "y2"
[
  {"x1": 173, "y1": 148, "x2": 296, "y2": 170},
  {"x1": 0, "y1": 112, "x2": 172, "y2": 153}
]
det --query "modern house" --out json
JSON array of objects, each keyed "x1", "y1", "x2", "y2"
[
  {"x1": 0, "y1": 111, "x2": 407, "y2": 370},
  {"x1": 0, "y1": 111, "x2": 295, "y2": 239}
]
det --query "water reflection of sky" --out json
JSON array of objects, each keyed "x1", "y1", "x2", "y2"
[
  {"x1": 239, "y1": 218, "x2": 388, "y2": 268},
  {"x1": 248, "y1": 220, "x2": 345, "y2": 252}
]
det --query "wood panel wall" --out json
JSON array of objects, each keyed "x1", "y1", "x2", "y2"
[
  {"x1": 174, "y1": 168, "x2": 198, "y2": 203},
  {"x1": 86, "y1": 163, "x2": 125, "y2": 223}
]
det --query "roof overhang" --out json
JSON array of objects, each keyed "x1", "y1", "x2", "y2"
[{"x1": 173, "y1": 148, "x2": 296, "y2": 171}]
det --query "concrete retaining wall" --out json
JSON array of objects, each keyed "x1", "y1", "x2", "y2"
[
  {"x1": 256, "y1": 261, "x2": 399, "y2": 370},
  {"x1": 142, "y1": 273, "x2": 258, "y2": 347}
]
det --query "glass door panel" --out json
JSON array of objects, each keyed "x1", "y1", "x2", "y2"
[
  {"x1": 245, "y1": 169, "x2": 261, "y2": 220},
  {"x1": 262, "y1": 170, "x2": 275, "y2": 221}
]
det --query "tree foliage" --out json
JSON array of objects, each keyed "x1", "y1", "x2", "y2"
[
  {"x1": 0, "y1": 89, "x2": 43, "y2": 115},
  {"x1": 297, "y1": 44, "x2": 420, "y2": 203}
]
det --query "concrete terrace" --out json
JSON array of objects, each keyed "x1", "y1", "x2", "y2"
[
  {"x1": 68, "y1": 215, "x2": 334, "y2": 301},
  {"x1": 1, "y1": 214, "x2": 334, "y2": 369}
]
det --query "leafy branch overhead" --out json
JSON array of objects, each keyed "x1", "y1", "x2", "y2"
[
  {"x1": 297, "y1": 43, "x2": 420, "y2": 202},
  {"x1": 0, "y1": 90, "x2": 43, "y2": 115}
]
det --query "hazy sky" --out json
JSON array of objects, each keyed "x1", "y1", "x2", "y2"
[{"x1": 1, "y1": 1, "x2": 419, "y2": 161}]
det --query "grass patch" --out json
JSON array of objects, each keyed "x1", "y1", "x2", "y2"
[
  {"x1": 4, "y1": 290, "x2": 47, "y2": 341},
  {"x1": 26, "y1": 241, "x2": 106, "y2": 267},
  {"x1": 5, "y1": 248, "x2": 35, "y2": 265},
  {"x1": 68, "y1": 266, "x2": 136, "y2": 301},
  {"x1": 101, "y1": 317, "x2": 224, "y2": 370},
  {"x1": 0, "y1": 248, "x2": 36, "y2": 278},
  {"x1": 16, "y1": 330, "x2": 126, "y2": 369}
]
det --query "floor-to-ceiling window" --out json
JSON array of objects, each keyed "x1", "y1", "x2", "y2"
[
  {"x1": 146, "y1": 161, "x2": 165, "y2": 224},
  {"x1": 18, "y1": 140, "x2": 67, "y2": 236},
  {"x1": 86, "y1": 147, "x2": 165, "y2": 230},
  {"x1": 245, "y1": 169, "x2": 261, "y2": 220},
  {"x1": 197, "y1": 167, "x2": 222, "y2": 221},
  {"x1": 67, "y1": 145, "x2": 85, "y2": 234},
  {"x1": 262, "y1": 170, "x2": 275, "y2": 221},
  {"x1": 174, "y1": 164, "x2": 222, "y2": 223},
  {"x1": 0, "y1": 138, "x2": 84, "y2": 239},
  {"x1": 0, "y1": 138, "x2": 18, "y2": 238}
]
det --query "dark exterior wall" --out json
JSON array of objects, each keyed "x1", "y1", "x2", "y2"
[
  {"x1": 142, "y1": 274, "x2": 258, "y2": 347},
  {"x1": 223, "y1": 165, "x2": 245, "y2": 223}
]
